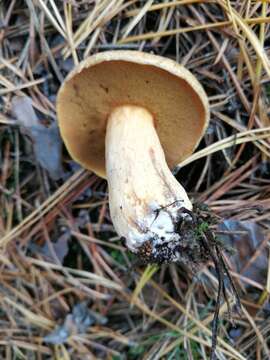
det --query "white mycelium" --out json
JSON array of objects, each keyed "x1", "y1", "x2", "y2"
[{"x1": 126, "y1": 203, "x2": 180, "y2": 250}]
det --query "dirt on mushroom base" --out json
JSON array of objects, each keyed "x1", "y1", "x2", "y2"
[
  {"x1": 136, "y1": 202, "x2": 242, "y2": 360},
  {"x1": 136, "y1": 203, "x2": 231, "y2": 266}
]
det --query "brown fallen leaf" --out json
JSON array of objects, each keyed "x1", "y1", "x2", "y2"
[
  {"x1": 218, "y1": 219, "x2": 268, "y2": 285},
  {"x1": 12, "y1": 95, "x2": 64, "y2": 180},
  {"x1": 43, "y1": 302, "x2": 107, "y2": 345},
  {"x1": 28, "y1": 229, "x2": 70, "y2": 264}
]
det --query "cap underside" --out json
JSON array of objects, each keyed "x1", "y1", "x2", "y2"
[{"x1": 57, "y1": 53, "x2": 208, "y2": 178}]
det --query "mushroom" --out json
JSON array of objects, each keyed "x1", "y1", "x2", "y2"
[{"x1": 57, "y1": 51, "x2": 209, "y2": 263}]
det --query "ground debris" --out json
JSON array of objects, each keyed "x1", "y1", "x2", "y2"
[{"x1": 180, "y1": 203, "x2": 242, "y2": 360}]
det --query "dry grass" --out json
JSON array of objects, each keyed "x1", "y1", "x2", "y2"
[{"x1": 0, "y1": 0, "x2": 270, "y2": 359}]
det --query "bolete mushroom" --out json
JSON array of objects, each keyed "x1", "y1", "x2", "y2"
[{"x1": 57, "y1": 51, "x2": 209, "y2": 264}]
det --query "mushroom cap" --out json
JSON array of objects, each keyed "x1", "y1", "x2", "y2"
[{"x1": 57, "y1": 51, "x2": 209, "y2": 178}]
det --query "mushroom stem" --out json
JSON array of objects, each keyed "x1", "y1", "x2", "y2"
[{"x1": 106, "y1": 105, "x2": 193, "y2": 262}]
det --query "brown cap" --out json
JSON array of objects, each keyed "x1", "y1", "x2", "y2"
[{"x1": 57, "y1": 51, "x2": 209, "y2": 178}]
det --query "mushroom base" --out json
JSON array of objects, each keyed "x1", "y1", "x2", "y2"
[{"x1": 135, "y1": 203, "x2": 227, "y2": 268}]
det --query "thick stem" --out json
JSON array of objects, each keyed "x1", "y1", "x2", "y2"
[{"x1": 105, "y1": 105, "x2": 192, "y2": 262}]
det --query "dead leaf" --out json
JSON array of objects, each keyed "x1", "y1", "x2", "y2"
[
  {"x1": 29, "y1": 230, "x2": 70, "y2": 264},
  {"x1": 12, "y1": 95, "x2": 64, "y2": 180},
  {"x1": 44, "y1": 302, "x2": 107, "y2": 344},
  {"x1": 219, "y1": 220, "x2": 268, "y2": 285}
]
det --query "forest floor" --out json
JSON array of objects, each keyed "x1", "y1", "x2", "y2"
[{"x1": 0, "y1": 1, "x2": 270, "y2": 359}]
